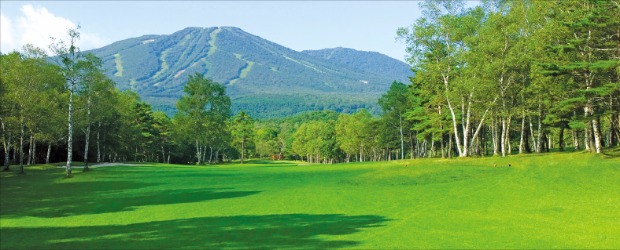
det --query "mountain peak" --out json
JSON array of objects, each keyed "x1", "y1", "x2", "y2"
[{"x1": 88, "y1": 27, "x2": 412, "y2": 118}]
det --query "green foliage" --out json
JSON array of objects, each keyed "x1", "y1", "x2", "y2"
[
  {"x1": 231, "y1": 111, "x2": 254, "y2": 163},
  {"x1": 175, "y1": 73, "x2": 231, "y2": 164},
  {"x1": 395, "y1": 0, "x2": 620, "y2": 156}
]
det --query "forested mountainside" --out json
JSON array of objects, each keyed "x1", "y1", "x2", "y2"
[{"x1": 87, "y1": 27, "x2": 412, "y2": 118}]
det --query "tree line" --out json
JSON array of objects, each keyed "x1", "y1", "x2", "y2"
[
  {"x1": 0, "y1": 28, "x2": 257, "y2": 177},
  {"x1": 1, "y1": 0, "x2": 618, "y2": 173},
  {"x1": 248, "y1": 0, "x2": 619, "y2": 163},
  {"x1": 393, "y1": 0, "x2": 619, "y2": 157}
]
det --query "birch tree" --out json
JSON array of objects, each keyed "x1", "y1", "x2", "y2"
[
  {"x1": 176, "y1": 73, "x2": 231, "y2": 164},
  {"x1": 50, "y1": 27, "x2": 82, "y2": 177},
  {"x1": 398, "y1": 1, "x2": 492, "y2": 157}
]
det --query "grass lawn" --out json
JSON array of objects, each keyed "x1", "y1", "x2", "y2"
[{"x1": 1, "y1": 151, "x2": 619, "y2": 249}]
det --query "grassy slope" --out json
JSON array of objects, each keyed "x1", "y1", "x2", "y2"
[{"x1": 0, "y1": 152, "x2": 618, "y2": 249}]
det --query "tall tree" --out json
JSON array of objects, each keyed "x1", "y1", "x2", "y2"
[
  {"x1": 378, "y1": 81, "x2": 413, "y2": 159},
  {"x1": 232, "y1": 111, "x2": 254, "y2": 164},
  {"x1": 176, "y1": 73, "x2": 231, "y2": 164},
  {"x1": 50, "y1": 26, "x2": 82, "y2": 177},
  {"x1": 541, "y1": 0, "x2": 620, "y2": 153},
  {"x1": 76, "y1": 53, "x2": 107, "y2": 170},
  {"x1": 399, "y1": 1, "x2": 491, "y2": 157}
]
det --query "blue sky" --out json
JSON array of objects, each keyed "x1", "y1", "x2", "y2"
[{"x1": 0, "y1": 1, "x2": 435, "y2": 62}]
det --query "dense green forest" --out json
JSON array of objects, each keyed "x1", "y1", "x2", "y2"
[{"x1": 1, "y1": 0, "x2": 618, "y2": 177}]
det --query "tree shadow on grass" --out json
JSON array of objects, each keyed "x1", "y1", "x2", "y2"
[
  {"x1": 243, "y1": 160, "x2": 299, "y2": 166},
  {"x1": 602, "y1": 147, "x2": 620, "y2": 159},
  {"x1": 1, "y1": 167, "x2": 259, "y2": 218},
  {"x1": 0, "y1": 214, "x2": 389, "y2": 249},
  {"x1": 3, "y1": 185, "x2": 260, "y2": 218}
]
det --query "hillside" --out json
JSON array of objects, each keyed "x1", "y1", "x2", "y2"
[
  {"x1": 302, "y1": 47, "x2": 411, "y2": 82},
  {"x1": 87, "y1": 27, "x2": 412, "y2": 118}
]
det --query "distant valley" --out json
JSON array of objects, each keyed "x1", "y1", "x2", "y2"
[{"x1": 88, "y1": 27, "x2": 412, "y2": 118}]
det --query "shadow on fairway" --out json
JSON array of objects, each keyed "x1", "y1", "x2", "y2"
[
  {"x1": 1, "y1": 167, "x2": 260, "y2": 218},
  {"x1": 1, "y1": 214, "x2": 389, "y2": 249},
  {"x1": 3, "y1": 185, "x2": 260, "y2": 218},
  {"x1": 602, "y1": 147, "x2": 620, "y2": 159},
  {"x1": 242, "y1": 160, "x2": 299, "y2": 166}
]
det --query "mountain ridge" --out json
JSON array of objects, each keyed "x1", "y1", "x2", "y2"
[{"x1": 87, "y1": 26, "x2": 412, "y2": 118}]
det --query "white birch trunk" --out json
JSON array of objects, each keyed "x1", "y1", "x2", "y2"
[
  {"x1": 519, "y1": 113, "x2": 526, "y2": 154},
  {"x1": 27, "y1": 135, "x2": 33, "y2": 166},
  {"x1": 3, "y1": 132, "x2": 11, "y2": 170},
  {"x1": 19, "y1": 119, "x2": 25, "y2": 174},
  {"x1": 399, "y1": 115, "x2": 404, "y2": 160},
  {"x1": 97, "y1": 121, "x2": 101, "y2": 163},
  {"x1": 66, "y1": 88, "x2": 74, "y2": 177},
  {"x1": 46, "y1": 142, "x2": 51, "y2": 164},
  {"x1": 195, "y1": 140, "x2": 201, "y2": 164},
  {"x1": 83, "y1": 95, "x2": 91, "y2": 170},
  {"x1": 443, "y1": 74, "x2": 464, "y2": 157},
  {"x1": 592, "y1": 118, "x2": 603, "y2": 153},
  {"x1": 536, "y1": 109, "x2": 543, "y2": 153},
  {"x1": 31, "y1": 137, "x2": 36, "y2": 164}
]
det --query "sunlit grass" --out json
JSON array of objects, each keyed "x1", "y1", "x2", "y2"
[{"x1": 1, "y1": 151, "x2": 618, "y2": 249}]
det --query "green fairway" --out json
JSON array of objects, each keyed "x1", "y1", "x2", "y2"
[{"x1": 1, "y1": 152, "x2": 619, "y2": 249}]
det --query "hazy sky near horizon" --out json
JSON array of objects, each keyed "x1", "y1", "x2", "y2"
[{"x1": 0, "y1": 1, "x2": 437, "y2": 62}]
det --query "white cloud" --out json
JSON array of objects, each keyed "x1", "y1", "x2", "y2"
[
  {"x1": 1, "y1": 5, "x2": 108, "y2": 54},
  {"x1": 1, "y1": 12, "x2": 16, "y2": 52}
]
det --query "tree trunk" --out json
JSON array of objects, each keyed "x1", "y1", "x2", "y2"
[
  {"x1": 66, "y1": 89, "x2": 74, "y2": 178},
  {"x1": 399, "y1": 115, "x2": 405, "y2": 160},
  {"x1": 559, "y1": 125, "x2": 565, "y2": 151},
  {"x1": 19, "y1": 119, "x2": 25, "y2": 174},
  {"x1": 501, "y1": 118, "x2": 507, "y2": 157},
  {"x1": 2, "y1": 124, "x2": 11, "y2": 171},
  {"x1": 506, "y1": 116, "x2": 512, "y2": 155},
  {"x1": 240, "y1": 138, "x2": 245, "y2": 164},
  {"x1": 592, "y1": 117, "x2": 603, "y2": 153},
  {"x1": 161, "y1": 145, "x2": 166, "y2": 164},
  {"x1": 519, "y1": 113, "x2": 526, "y2": 154},
  {"x1": 201, "y1": 146, "x2": 207, "y2": 163},
  {"x1": 208, "y1": 146, "x2": 213, "y2": 164},
  {"x1": 26, "y1": 136, "x2": 32, "y2": 166},
  {"x1": 585, "y1": 123, "x2": 593, "y2": 152},
  {"x1": 46, "y1": 142, "x2": 51, "y2": 164},
  {"x1": 31, "y1": 137, "x2": 36, "y2": 164},
  {"x1": 440, "y1": 133, "x2": 445, "y2": 159},
  {"x1": 536, "y1": 109, "x2": 543, "y2": 153},
  {"x1": 572, "y1": 129, "x2": 580, "y2": 150},
  {"x1": 445, "y1": 90, "x2": 463, "y2": 156},
  {"x1": 608, "y1": 95, "x2": 618, "y2": 147},
  {"x1": 492, "y1": 118, "x2": 500, "y2": 156},
  {"x1": 83, "y1": 106, "x2": 91, "y2": 171},
  {"x1": 195, "y1": 140, "x2": 201, "y2": 164},
  {"x1": 13, "y1": 142, "x2": 17, "y2": 164},
  {"x1": 410, "y1": 132, "x2": 415, "y2": 159},
  {"x1": 27, "y1": 135, "x2": 33, "y2": 166},
  {"x1": 97, "y1": 121, "x2": 101, "y2": 163},
  {"x1": 529, "y1": 116, "x2": 537, "y2": 152}
]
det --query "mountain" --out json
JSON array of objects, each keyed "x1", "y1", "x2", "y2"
[
  {"x1": 302, "y1": 47, "x2": 411, "y2": 82},
  {"x1": 88, "y1": 27, "x2": 412, "y2": 118}
]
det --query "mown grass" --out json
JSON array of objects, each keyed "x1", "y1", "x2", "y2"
[{"x1": 0, "y1": 152, "x2": 618, "y2": 249}]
